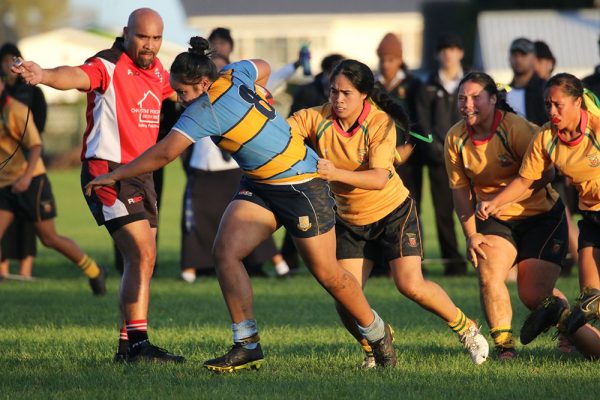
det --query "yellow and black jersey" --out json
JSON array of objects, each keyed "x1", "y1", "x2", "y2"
[
  {"x1": 0, "y1": 96, "x2": 45, "y2": 188},
  {"x1": 445, "y1": 110, "x2": 558, "y2": 220},
  {"x1": 288, "y1": 101, "x2": 409, "y2": 225},
  {"x1": 520, "y1": 110, "x2": 600, "y2": 211}
]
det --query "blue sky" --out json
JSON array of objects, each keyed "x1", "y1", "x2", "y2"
[{"x1": 69, "y1": 0, "x2": 198, "y2": 45}]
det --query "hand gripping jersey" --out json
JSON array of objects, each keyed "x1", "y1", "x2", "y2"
[
  {"x1": 445, "y1": 110, "x2": 558, "y2": 220},
  {"x1": 78, "y1": 38, "x2": 173, "y2": 164},
  {"x1": 520, "y1": 110, "x2": 600, "y2": 211},
  {"x1": 288, "y1": 101, "x2": 408, "y2": 226},
  {"x1": 173, "y1": 60, "x2": 319, "y2": 184}
]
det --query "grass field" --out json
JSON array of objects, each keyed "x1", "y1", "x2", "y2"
[{"x1": 0, "y1": 164, "x2": 597, "y2": 400}]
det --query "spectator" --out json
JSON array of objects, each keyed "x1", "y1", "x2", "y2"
[
  {"x1": 533, "y1": 40, "x2": 556, "y2": 80},
  {"x1": 506, "y1": 37, "x2": 547, "y2": 125},
  {"x1": 416, "y1": 32, "x2": 468, "y2": 276},
  {"x1": 0, "y1": 43, "x2": 46, "y2": 279},
  {"x1": 582, "y1": 34, "x2": 600, "y2": 96}
]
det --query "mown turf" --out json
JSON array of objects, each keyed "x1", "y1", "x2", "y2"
[{"x1": 0, "y1": 164, "x2": 596, "y2": 400}]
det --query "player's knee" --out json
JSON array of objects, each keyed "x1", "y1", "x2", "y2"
[{"x1": 396, "y1": 280, "x2": 425, "y2": 302}]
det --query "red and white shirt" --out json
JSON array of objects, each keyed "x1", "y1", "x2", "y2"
[{"x1": 78, "y1": 38, "x2": 173, "y2": 164}]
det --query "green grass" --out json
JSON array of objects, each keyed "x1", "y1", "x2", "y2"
[{"x1": 0, "y1": 164, "x2": 597, "y2": 399}]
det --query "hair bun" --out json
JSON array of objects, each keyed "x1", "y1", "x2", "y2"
[{"x1": 189, "y1": 36, "x2": 211, "y2": 56}]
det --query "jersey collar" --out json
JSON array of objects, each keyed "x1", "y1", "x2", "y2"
[
  {"x1": 556, "y1": 109, "x2": 588, "y2": 147},
  {"x1": 467, "y1": 109, "x2": 503, "y2": 145},
  {"x1": 332, "y1": 100, "x2": 371, "y2": 137}
]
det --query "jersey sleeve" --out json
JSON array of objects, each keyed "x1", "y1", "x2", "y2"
[
  {"x1": 368, "y1": 114, "x2": 396, "y2": 171},
  {"x1": 171, "y1": 97, "x2": 213, "y2": 143},
  {"x1": 287, "y1": 108, "x2": 319, "y2": 150},
  {"x1": 444, "y1": 127, "x2": 470, "y2": 189},
  {"x1": 519, "y1": 130, "x2": 551, "y2": 181},
  {"x1": 510, "y1": 117, "x2": 539, "y2": 160},
  {"x1": 222, "y1": 60, "x2": 258, "y2": 87},
  {"x1": 78, "y1": 57, "x2": 110, "y2": 93}
]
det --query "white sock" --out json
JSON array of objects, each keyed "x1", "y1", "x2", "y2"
[{"x1": 275, "y1": 261, "x2": 290, "y2": 276}]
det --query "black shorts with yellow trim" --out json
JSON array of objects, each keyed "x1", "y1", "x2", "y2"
[
  {"x1": 81, "y1": 159, "x2": 158, "y2": 234},
  {"x1": 233, "y1": 176, "x2": 335, "y2": 238},
  {"x1": 0, "y1": 174, "x2": 57, "y2": 222},
  {"x1": 336, "y1": 196, "x2": 423, "y2": 262},
  {"x1": 476, "y1": 201, "x2": 567, "y2": 265},
  {"x1": 578, "y1": 210, "x2": 600, "y2": 250}
]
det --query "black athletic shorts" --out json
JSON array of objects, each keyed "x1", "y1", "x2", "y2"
[
  {"x1": 232, "y1": 176, "x2": 335, "y2": 238},
  {"x1": 578, "y1": 210, "x2": 600, "y2": 250},
  {"x1": 0, "y1": 174, "x2": 57, "y2": 221},
  {"x1": 336, "y1": 196, "x2": 423, "y2": 261},
  {"x1": 81, "y1": 159, "x2": 158, "y2": 234},
  {"x1": 476, "y1": 201, "x2": 568, "y2": 265}
]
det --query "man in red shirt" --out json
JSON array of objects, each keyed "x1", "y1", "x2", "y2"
[{"x1": 14, "y1": 8, "x2": 182, "y2": 363}]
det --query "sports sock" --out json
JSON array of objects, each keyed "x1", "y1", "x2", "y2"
[
  {"x1": 448, "y1": 307, "x2": 472, "y2": 335},
  {"x1": 126, "y1": 320, "x2": 149, "y2": 351},
  {"x1": 274, "y1": 260, "x2": 290, "y2": 276},
  {"x1": 357, "y1": 310, "x2": 385, "y2": 343},
  {"x1": 232, "y1": 319, "x2": 258, "y2": 350},
  {"x1": 77, "y1": 254, "x2": 101, "y2": 279},
  {"x1": 118, "y1": 323, "x2": 128, "y2": 354},
  {"x1": 490, "y1": 326, "x2": 515, "y2": 349}
]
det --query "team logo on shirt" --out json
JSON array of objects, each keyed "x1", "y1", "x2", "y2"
[
  {"x1": 297, "y1": 216, "x2": 312, "y2": 232},
  {"x1": 237, "y1": 190, "x2": 253, "y2": 197},
  {"x1": 587, "y1": 153, "x2": 600, "y2": 168},
  {"x1": 357, "y1": 149, "x2": 368, "y2": 164},
  {"x1": 127, "y1": 195, "x2": 143, "y2": 205},
  {"x1": 406, "y1": 233, "x2": 418, "y2": 248},
  {"x1": 397, "y1": 86, "x2": 406, "y2": 99},
  {"x1": 154, "y1": 68, "x2": 164, "y2": 83}
]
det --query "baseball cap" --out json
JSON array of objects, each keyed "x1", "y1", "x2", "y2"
[{"x1": 509, "y1": 38, "x2": 534, "y2": 54}]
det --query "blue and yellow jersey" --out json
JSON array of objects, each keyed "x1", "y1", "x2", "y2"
[{"x1": 172, "y1": 60, "x2": 319, "y2": 184}]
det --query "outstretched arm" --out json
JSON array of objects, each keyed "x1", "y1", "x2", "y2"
[
  {"x1": 12, "y1": 60, "x2": 90, "y2": 91},
  {"x1": 84, "y1": 131, "x2": 193, "y2": 195}
]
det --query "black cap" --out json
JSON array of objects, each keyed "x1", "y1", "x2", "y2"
[
  {"x1": 534, "y1": 41, "x2": 555, "y2": 63},
  {"x1": 0, "y1": 42, "x2": 22, "y2": 60},
  {"x1": 436, "y1": 32, "x2": 464, "y2": 51},
  {"x1": 509, "y1": 37, "x2": 534, "y2": 54}
]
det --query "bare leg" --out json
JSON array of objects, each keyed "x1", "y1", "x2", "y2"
[
  {"x1": 516, "y1": 259, "x2": 561, "y2": 310},
  {"x1": 111, "y1": 220, "x2": 156, "y2": 321},
  {"x1": 18, "y1": 256, "x2": 34, "y2": 278},
  {"x1": 34, "y1": 219, "x2": 86, "y2": 263},
  {"x1": 293, "y1": 230, "x2": 375, "y2": 327},
  {"x1": 334, "y1": 258, "x2": 373, "y2": 343},
  {"x1": 475, "y1": 236, "x2": 517, "y2": 330},
  {"x1": 391, "y1": 255, "x2": 458, "y2": 321},
  {"x1": 578, "y1": 247, "x2": 600, "y2": 290},
  {"x1": 0, "y1": 210, "x2": 15, "y2": 277},
  {"x1": 212, "y1": 200, "x2": 277, "y2": 323}
]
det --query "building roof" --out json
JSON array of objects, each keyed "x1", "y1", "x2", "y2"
[
  {"x1": 476, "y1": 9, "x2": 600, "y2": 83},
  {"x1": 180, "y1": 0, "x2": 464, "y2": 16}
]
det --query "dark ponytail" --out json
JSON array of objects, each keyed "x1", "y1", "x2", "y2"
[
  {"x1": 545, "y1": 73, "x2": 584, "y2": 105},
  {"x1": 458, "y1": 71, "x2": 517, "y2": 114},
  {"x1": 170, "y1": 36, "x2": 219, "y2": 85},
  {"x1": 330, "y1": 59, "x2": 410, "y2": 140}
]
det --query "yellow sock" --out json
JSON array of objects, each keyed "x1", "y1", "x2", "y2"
[
  {"x1": 490, "y1": 326, "x2": 515, "y2": 349},
  {"x1": 361, "y1": 341, "x2": 373, "y2": 355},
  {"x1": 448, "y1": 308, "x2": 473, "y2": 335},
  {"x1": 77, "y1": 255, "x2": 100, "y2": 279}
]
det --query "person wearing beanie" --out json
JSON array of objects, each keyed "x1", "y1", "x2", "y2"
[{"x1": 373, "y1": 33, "x2": 423, "y2": 277}]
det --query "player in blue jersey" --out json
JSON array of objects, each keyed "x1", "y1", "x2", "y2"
[{"x1": 85, "y1": 36, "x2": 397, "y2": 371}]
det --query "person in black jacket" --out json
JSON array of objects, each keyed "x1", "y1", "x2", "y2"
[
  {"x1": 583, "y1": 34, "x2": 600, "y2": 97},
  {"x1": 0, "y1": 42, "x2": 47, "y2": 279},
  {"x1": 416, "y1": 33, "x2": 467, "y2": 276},
  {"x1": 506, "y1": 38, "x2": 547, "y2": 126}
]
